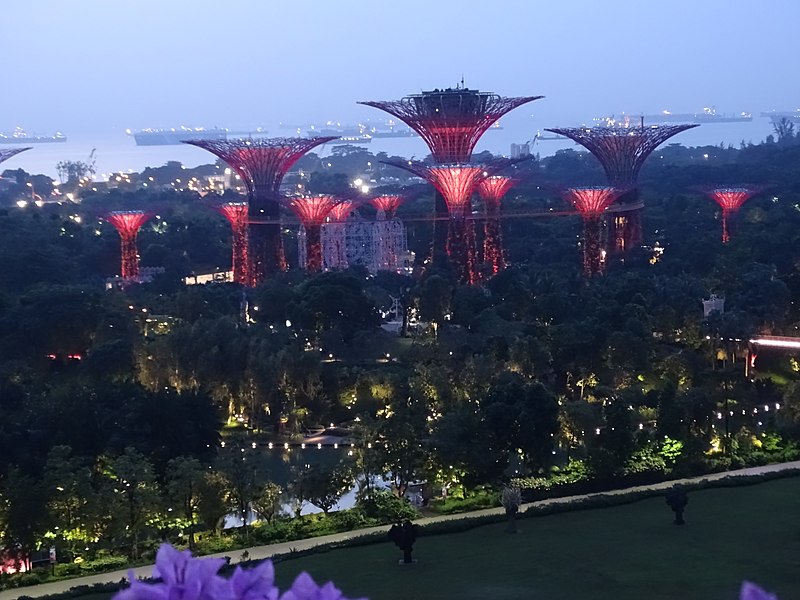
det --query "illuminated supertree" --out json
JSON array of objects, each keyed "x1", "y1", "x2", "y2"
[
  {"x1": 561, "y1": 187, "x2": 623, "y2": 276},
  {"x1": 477, "y1": 176, "x2": 516, "y2": 275},
  {"x1": 289, "y1": 195, "x2": 340, "y2": 272},
  {"x1": 0, "y1": 147, "x2": 31, "y2": 165},
  {"x1": 371, "y1": 195, "x2": 407, "y2": 271},
  {"x1": 704, "y1": 186, "x2": 764, "y2": 243},
  {"x1": 544, "y1": 124, "x2": 698, "y2": 252},
  {"x1": 323, "y1": 200, "x2": 355, "y2": 270},
  {"x1": 360, "y1": 87, "x2": 542, "y2": 259},
  {"x1": 184, "y1": 137, "x2": 336, "y2": 283},
  {"x1": 386, "y1": 162, "x2": 490, "y2": 284},
  {"x1": 213, "y1": 202, "x2": 249, "y2": 284},
  {"x1": 104, "y1": 210, "x2": 153, "y2": 279}
]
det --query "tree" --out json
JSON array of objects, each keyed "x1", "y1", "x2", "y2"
[
  {"x1": 165, "y1": 457, "x2": 204, "y2": 550},
  {"x1": 216, "y1": 445, "x2": 260, "y2": 536},
  {"x1": 196, "y1": 471, "x2": 229, "y2": 536},
  {"x1": 43, "y1": 446, "x2": 96, "y2": 556},
  {"x1": 304, "y1": 464, "x2": 351, "y2": 515},
  {"x1": 107, "y1": 448, "x2": 161, "y2": 559},
  {"x1": 252, "y1": 482, "x2": 283, "y2": 525},
  {"x1": 0, "y1": 468, "x2": 47, "y2": 566}
]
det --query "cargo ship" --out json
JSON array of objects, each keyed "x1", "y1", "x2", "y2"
[
  {"x1": 594, "y1": 108, "x2": 752, "y2": 126},
  {"x1": 0, "y1": 128, "x2": 66, "y2": 144},
  {"x1": 127, "y1": 127, "x2": 228, "y2": 146}
]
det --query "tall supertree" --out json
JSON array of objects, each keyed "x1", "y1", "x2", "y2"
[
  {"x1": 0, "y1": 147, "x2": 31, "y2": 165},
  {"x1": 104, "y1": 210, "x2": 152, "y2": 279},
  {"x1": 704, "y1": 186, "x2": 763, "y2": 243},
  {"x1": 561, "y1": 187, "x2": 623, "y2": 276},
  {"x1": 360, "y1": 87, "x2": 542, "y2": 260},
  {"x1": 323, "y1": 200, "x2": 355, "y2": 270},
  {"x1": 289, "y1": 195, "x2": 340, "y2": 272},
  {"x1": 184, "y1": 137, "x2": 336, "y2": 283},
  {"x1": 544, "y1": 124, "x2": 698, "y2": 252},
  {"x1": 371, "y1": 194, "x2": 407, "y2": 271},
  {"x1": 477, "y1": 175, "x2": 517, "y2": 275},
  {"x1": 213, "y1": 202, "x2": 250, "y2": 285}
]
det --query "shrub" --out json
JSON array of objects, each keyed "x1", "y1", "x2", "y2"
[{"x1": 358, "y1": 489, "x2": 418, "y2": 522}]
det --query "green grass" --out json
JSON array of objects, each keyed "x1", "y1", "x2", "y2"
[{"x1": 271, "y1": 478, "x2": 800, "y2": 600}]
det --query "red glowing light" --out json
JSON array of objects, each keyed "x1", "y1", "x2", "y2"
[
  {"x1": 328, "y1": 200, "x2": 354, "y2": 223},
  {"x1": 289, "y1": 195, "x2": 340, "y2": 272},
  {"x1": 562, "y1": 187, "x2": 622, "y2": 217},
  {"x1": 370, "y1": 195, "x2": 404, "y2": 219},
  {"x1": 477, "y1": 176, "x2": 516, "y2": 208},
  {"x1": 214, "y1": 202, "x2": 250, "y2": 286},
  {"x1": 705, "y1": 186, "x2": 762, "y2": 243},
  {"x1": 104, "y1": 211, "x2": 152, "y2": 279},
  {"x1": 420, "y1": 165, "x2": 485, "y2": 213},
  {"x1": 360, "y1": 90, "x2": 542, "y2": 163}
]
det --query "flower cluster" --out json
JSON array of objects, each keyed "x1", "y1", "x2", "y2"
[{"x1": 113, "y1": 544, "x2": 365, "y2": 600}]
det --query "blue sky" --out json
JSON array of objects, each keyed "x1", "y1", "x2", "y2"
[{"x1": 3, "y1": 0, "x2": 799, "y2": 134}]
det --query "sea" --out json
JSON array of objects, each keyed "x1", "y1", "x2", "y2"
[{"x1": 8, "y1": 119, "x2": 776, "y2": 181}]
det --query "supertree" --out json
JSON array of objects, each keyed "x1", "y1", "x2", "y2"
[
  {"x1": 544, "y1": 124, "x2": 698, "y2": 252},
  {"x1": 213, "y1": 202, "x2": 250, "y2": 285},
  {"x1": 323, "y1": 200, "x2": 355, "y2": 270},
  {"x1": 386, "y1": 162, "x2": 491, "y2": 284},
  {"x1": 704, "y1": 186, "x2": 764, "y2": 243},
  {"x1": 0, "y1": 147, "x2": 31, "y2": 165},
  {"x1": 184, "y1": 137, "x2": 336, "y2": 283},
  {"x1": 288, "y1": 195, "x2": 340, "y2": 272},
  {"x1": 371, "y1": 194, "x2": 407, "y2": 271},
  {"x1": 561, "y1": 187, "x2": 623, "y2": 276},
  {"x1": 360, "y1": 87, "x2": 542, "y2": 260},
  {"x1": 104, "y1": 210, "x2": 153, "y2": 279},
  {"x1": 477, "y1": 175, "x2": 517, "y2": 275}
]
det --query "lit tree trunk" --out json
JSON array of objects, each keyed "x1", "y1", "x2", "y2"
[
  {"x1": 583, "y1": 215, "x2": 603, "y2": 276},
  {"x1": 305, "y1": 225, "x2": 323, "y2": 272},
  {"x1": 483, "y1": 205, "x2": 505, "y2": 275},
  {"x1": 432, "y1": 190, "x2": 449, "y2": 264},
  {"x1": 721, "y1": 209, "x2": 731, "y2": 243},
  {"x1": 447, "y1": 216, "x2": 473, "y2": 285}
]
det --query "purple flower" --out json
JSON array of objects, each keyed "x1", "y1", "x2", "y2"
[
  {"x1": 230, "y1": 561, "x2": 279, "y2": 600},
  {"x1": 740, "y1": 581, "x2": 778, "y2": 600},
  {"x1": 114, "y1": 544, "x2": 233, "y2": 600},
  {"x1": 279, "y1": 573, "x2": 366, "y2": 600}
]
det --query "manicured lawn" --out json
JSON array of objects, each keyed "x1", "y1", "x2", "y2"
[{"x1": 271, "y1": 478, "x2": 800, "y2": 600}]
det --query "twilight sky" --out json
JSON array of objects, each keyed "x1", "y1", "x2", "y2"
[{"x1": 3, "y1": 0, "x2": 799, "y2": 136}]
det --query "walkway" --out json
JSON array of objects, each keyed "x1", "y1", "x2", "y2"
[{"x1": 3, "y1": 459, "x2": 799, "y2": 600}]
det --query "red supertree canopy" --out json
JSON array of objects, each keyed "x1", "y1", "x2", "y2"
[
  {"x1": 183, "y1": 137, "x2": 336, "y2": 199},
  {"x1": 477, "y1": 176, "x2": 516, "y2": 209},
  {"x1": 387, "y1": 162, "x2": 485, "y2": 214},
  {"x1": 370, "y1": 195, "x2": 404, "y2": 219},
  {"x1": 288, "y1": 195, "x2": 340, "y2": 226},
  {"x1": 706, "y1": 187, "x2": 761, "y2": 212},
  {"x1": 562, "y1": 187, "x2": 623, "y2": 217},
  {"x1": 214, "y1": 202, "x2": 250, "y2": 285},
  {"x1": 104, "y1": 210, "x2": 152, "y2": 279},
  {"x1": 0, "y1": 147, "x2": 31, "y2": 165},
  {"x1": 289, "y1": 195, "x2": 340, "y2": 272},
  {"x1": 360, "y1": 88, "x2": 542, "y2": 163},
  {"x1": 544, "y1": 124, "x2": 698, "y2": 185},
  {"x1": 328, "y1": 200, "x2": 355, "y2": 223},
  {"x1": 705, "y1": 186, "x2": 763, "y2": 243}
]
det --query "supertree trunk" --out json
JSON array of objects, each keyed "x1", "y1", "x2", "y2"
[
  {"x1": 305, "y1": 225, "x2": 323, "y2": 272},
  {"x1": 583, "y1": 216, "x2": 603, "y2": 276},
  {"x1": 231, "y1": 220, "x2": 249, "y2": 285},
  {"x1": 432, "y1": 191, "x2": 449, "y2": 264},
  {"x1": 249, "y1": 221, "x2": 285, "y2": 284},
  {"x1": 120, "y1": 236, "x2": 139, "y2": 279},
  {"x1": 721, "y1": 209, "x2": 731, "y2": 243},
  {"x1": 483, "y1": 207, "x2": 505, "y2": 276},
  {"x1": 447, "y1": 217, "x2": 475, "y2": 285}
]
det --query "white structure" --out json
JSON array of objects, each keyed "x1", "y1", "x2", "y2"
[{"x1": 702, "y1": 294, "x2": 725, "y2": 317}]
